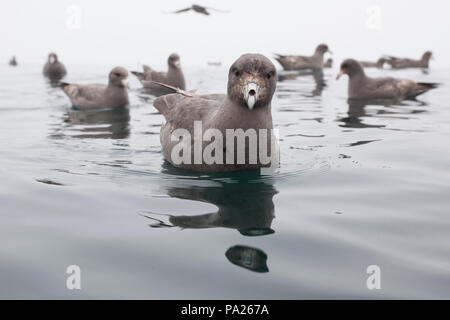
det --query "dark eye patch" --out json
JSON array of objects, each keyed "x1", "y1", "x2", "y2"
[
  {"x1": 233, "y1": 69, "x2": 241, "y2": 77},
  {"x1": 342, "y1": 63, "x2": 350, "y2": 69}
]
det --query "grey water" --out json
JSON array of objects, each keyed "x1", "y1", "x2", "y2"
[{"x1": 0, "y1": 63, "x2": 449, "y2": 299}]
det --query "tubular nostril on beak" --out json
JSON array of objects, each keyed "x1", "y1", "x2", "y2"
[{"x1": 244, "y1": 82, "x2": 260, "y2": 110}]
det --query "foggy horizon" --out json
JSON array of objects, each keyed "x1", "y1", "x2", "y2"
[{"x1": 1, "y1": 0, "x2": 449, "y2": 68}]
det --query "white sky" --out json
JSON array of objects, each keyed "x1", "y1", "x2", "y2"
[{"x1": 1, "y1": 0, "x2": 449, "y2": 68}]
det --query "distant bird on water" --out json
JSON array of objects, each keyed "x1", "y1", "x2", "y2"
[
  {"x1": 336, "y1": 59, "x2": 439, "y2": 100},
  {"x1": 132, "y1": 53, "x2": 186, "y2": 91},
  {"x1": 166, "y1": 4, "x2": 230, "y2": 16},
  {"x1": 323, "y1": 58, "x2": 333, "y2": 68},
  {"x1": 60, "y1": 67, "x2": 129, "y2": 110},
  {"x1": 9, "y1": 55, "x2": 18, "y2": 66},
  {"x1": 43, "y1": 52, "x2": 67, "y2": 80},
  {"x1": 359, "y1": 58, "x2": 388, "y2": 69},
  {"x1": 385, "y1": 51, "x2": 433, "y2": 69},
  {"x1": 274, "y1": 44, "x2": 332, "y2": 70}
]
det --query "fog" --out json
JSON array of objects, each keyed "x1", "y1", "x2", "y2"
[{"x1": 1, "y1": 0, "x2": 449, "y2": 67}]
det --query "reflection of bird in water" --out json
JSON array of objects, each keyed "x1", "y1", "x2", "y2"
[
  {"x1": 278, "y1": 69, "x2": 326, "y2": 97},
  {"x1": 338, "y1": 99, "x2": 386, "y2": 129},
  {"x1": 338, "y1": 99, "x2": 427, "y2": 129},
  {"x1": 61, "y1": 106, "x2": 130, "y2": 139},
  {"x1": 143, "y1": 173, "x2": 277, "y2": 236},
  {"x1": 225, "y1": 245, "x2": 269, "y2": 273},
  {"x1": 166, "y1": 4, "x2": 230, "y2": 16},
  {"x1": 142, "y1": 171, "x2": 277, "y2": 273}
]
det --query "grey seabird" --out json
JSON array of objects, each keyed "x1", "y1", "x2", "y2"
[
  {"x1": 274, "y1": 44, "x2": 331, "y2": 70},
  {"x1": 385, "y1": 51, "x2": 433, "y2": 69},
  {"x1": 43, "y1": 53, "x2": 67, "y2": 80},
  {"x1": 60, "y1": 67, "x2": 129, "y2": 110},
  {"x1": 167, "y1": 4, "x2": 230, "y2": 16},
  {"x1": 9, "y1": 55, "x2": 18, "y2": 66},
  {"x1": 132, "y1": 53, "x2": 186, "y2": 91},
  {"x1": 336, "y1": 59, "x2": 439, "y2": 100},
  {"x1": 152, "y1": 54, "x2": 278, "y2": 172},
  {"x1": 359, "y1": 58, "x2": 387, "y2": 68},
  {"x1": 323, "y1": 58, "x2": 333, "y2": 68}
]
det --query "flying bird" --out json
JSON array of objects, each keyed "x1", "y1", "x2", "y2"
[{"x1": 166, "y1": 4, "x2": 230, "y2": 16}]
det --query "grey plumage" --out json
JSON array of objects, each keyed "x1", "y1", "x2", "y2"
[
  {"x1": 168, "y1": 4, "x2": 230, "y2": 15},
  {"x1": 132, "y1": 53, "x2": 186, "y2": 91},
  {"x1": 386, "y1": 51, "x2": 433, "y2": 69},
  {"x1": 337, "y1": 59, "x2": 439, "y2": 100},
  {"x1": 359, "y1": 58, "x2": 387, "y2": 68},
  {"x1": 152, "y1": 54, "x2": 278, "y2": 172},
  {"x1": 9, "y1": 56, "x2": 17, "y2": 66},
  {"x1": 274, "y1": 44, "x2": 331, "y2": 70},
  {"x1": 43, "y1": 53, "x2": 67, "y2": 80},
  {"x1": 323, "y1": 58, "x2": 333, "y2": 68},
  {"x1": 60, "y1": 66, "x2": 129, "y2": 110}
]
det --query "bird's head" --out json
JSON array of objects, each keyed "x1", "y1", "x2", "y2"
[
  {"x1": 109, "y1": 66, "x2": 129, "y2": 88},
  {"x1": 168, "y1": 53, "x2": 181, "y2": 69},
  {"x1": 227, "y1": 54, "x2": 277, "y2": 111}
]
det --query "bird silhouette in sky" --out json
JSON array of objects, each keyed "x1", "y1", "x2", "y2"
[{"x1": 166, "y1": 4, "x2": 230, "y2": 16}]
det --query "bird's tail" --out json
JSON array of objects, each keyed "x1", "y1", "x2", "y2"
[
  {"x1": 411, "y1": 82, "x2": 441, "y2": 98},
  {"x1": 143, "y1": 65, "x2": 152, "y2": 73},
  {"x1": 417, "y1": 82, "x2": 440, "y2": 89},
  {"x1": 131, "y1": 71, "x2": 145, "y2": 81}
]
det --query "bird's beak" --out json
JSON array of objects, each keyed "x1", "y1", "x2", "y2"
[
  {"x1": 336, "y1": 70, "x2": 344, "y2": 80},
  {"x1": 122, "y1": 78, "x2": 130, "y2": 89},
  {"x1": 174, "y1": 60, "x2": 181, "y2": 69},
  {"x1": 244, "y1": 82, "x2": 260, "y2": 110}
]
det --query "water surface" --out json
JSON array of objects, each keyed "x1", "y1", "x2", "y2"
[{"x1": 0, "y1": 63, "x2": 449, "y2": 299}]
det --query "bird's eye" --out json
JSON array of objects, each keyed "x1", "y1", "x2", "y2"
[
  {"x1": 342, "y1": 64, "x2": 349, "y2": 69},
  {"x1": 266, "y1": 73, "x2": 272, "y2": 79},
  {"x1": 234, "y1": 70, "x2": 240, "y2": 77},
  {"x1": 115, "y1": 73, "x2": 121, "y2": 77}
]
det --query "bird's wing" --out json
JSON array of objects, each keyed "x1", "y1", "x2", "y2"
[
  {"x1": 147, "y1": 71, "x2": 168, "y2": 83},
  {"x1": 172, "y1": 7, "x2": 193, "y2": 14},
  {"x1": 204, "y1": 7, "x2": 231, "y2": 13},
  {"x1": 131, "y1": 71, "x2": 145, "y2": 82},
  {"x1": 365, "y1": 77, "x2": 432, "y2": 99},
  {"x1": 148, "y1": 81, "x2": 195, "y2": 97},
  {"x1": 274, "y1": 54, "x2": 310, "y2": 69},
  {"x1": 61, "y1": 83, "x2": 106, "y2": 109},
  {"x1": 153, "y1": 93, "x2": 223, "y2": 130}
]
